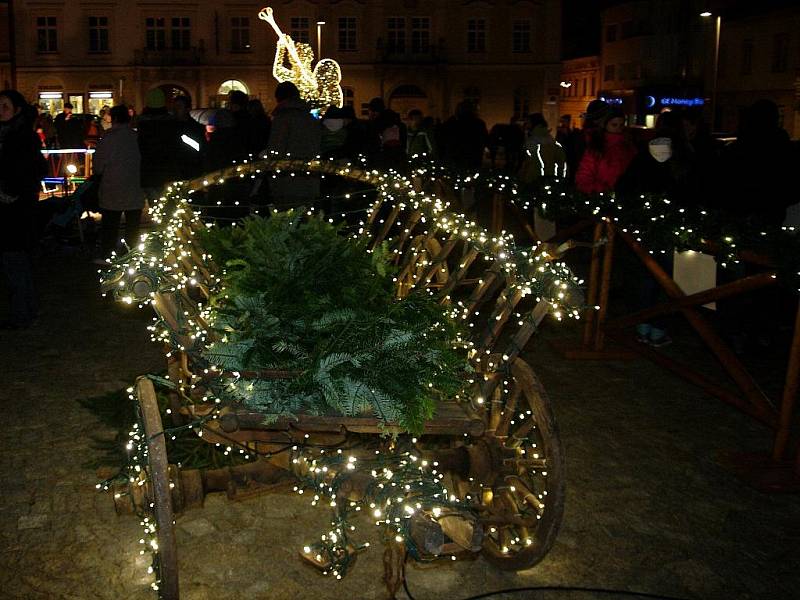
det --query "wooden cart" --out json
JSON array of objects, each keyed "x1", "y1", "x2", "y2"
[{"x1": 103, "y1": 159, "x2": 570, "y2": 599}]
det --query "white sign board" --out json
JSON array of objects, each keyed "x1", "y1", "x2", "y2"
[{"x1": 673, "y1": 250, "x2": 717, "y2": 310}]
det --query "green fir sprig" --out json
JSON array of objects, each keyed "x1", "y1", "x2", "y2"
[{"x1": 199, "y1": 212, "x2": 470, "y2": 434}]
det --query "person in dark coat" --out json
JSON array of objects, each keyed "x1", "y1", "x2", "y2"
[
  {"x1": 439, "y1": 100, "x2": 489, "y2": 172},
  {"x1": 93, "y1": 105, "x2": 144, "y2": 259},
  {"x1": 246, "y1": 99, "x2": 272, "y2": 156},
  {"x1": 54, "y1": 102, "x2": 85, "y2": 149},
  {"x1": 171, "y1": 95, "x2": 206, "y2": 180},
  {"x1": 616, "y1": 110, "x2": 697, "y2": 206},
  {"x1": 228, "y1": 90, "x2": 256, "y2": 156},
  {"x1": 205, "y1": 109, "x2": 247, "y2": 172},
  {"x1": 137, "y1": 88, "x2": 181, "y2": 199},
  {"x1": 716, "y1": 99, "x2": 795, "y2": 226},
  {"x1": 265, "y1": 82, "x2": 322, "y2": 206},
  {"x1": 0, "y1": 89, "x2": 47, "y2": 328},
  {"x1": 489, "y1": 117, "x2": 524, "y2": 172},
  {"x1": 366, "y1": 97, "x2": 407, "y2": 172}
]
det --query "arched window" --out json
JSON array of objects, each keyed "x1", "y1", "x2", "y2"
[{"x1": 217, "y1": 79, "x2": 249, "y2": 95}]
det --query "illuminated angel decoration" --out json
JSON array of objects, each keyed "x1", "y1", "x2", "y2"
[{"x1": 259, "y1": 7, "x2": 344, "y2": 111}]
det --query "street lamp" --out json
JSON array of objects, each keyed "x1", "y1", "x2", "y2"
[
  {"x1": 316, "y1": 21, "x2": 326, "y2": 59},
  {"x1": 700, "y1": 11, "x2": 722, "y2": 131}
]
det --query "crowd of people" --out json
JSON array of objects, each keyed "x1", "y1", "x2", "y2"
[{"x1": 2, "y1": 81, "x2": 799, "y2": 331}]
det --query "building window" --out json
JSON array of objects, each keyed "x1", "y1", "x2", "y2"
[
  {"x1": 605, "y1": 24, "x2": 617, "y2": 43},
  {"x1": 88, "y1": 16, "x2": 109, "y2": 53},
  {"x1": 145, "y1": 17, "x2": 166, "y2": 50},
  {"x1": 343, "y1": 87, "x2": 354, "y2": 108},
  {"x1": 387, "y1": 17, "x2": 406, "y2": 53},
  {"x1": 218, "y1": 79, "x2": 249, "y2": 95},
  {"x1": 771, "y1": 33, "x2": 789, "y2": 73},
  {"x1": 604, "y1": 64, "x2": 615, "y2": 82},
  {"x1": 512, "y1": 20, "x2": 531, "y2": 53},
  {"x1": 467, "y1": 19, "x2": 486, "y2": 53},
  {"x1": 231, "y1": 16, "x2": 251, "y2": 52},
  {"x1": 411, "y1": 17, "x2": 430, "y2": 53},
  {"x1": 590, "y1": 76, "x2": 596, "y2": 96},
  {"x1": 740, "y1": 39, "x2": 753, "y2": 75},
  {"x1": 290, "y1": 17, "x2": 310, "y2": 44},
  {"x1": 171, "y1": 17, "x2": 191, "y2": 50},
  {"x1": 338, "y1": 17, "x2": 357, "y2": 51},
  {"x1": 37, "y1": 16, "x2": 58, "y2": 53},
  {"x1": 621, "y1": 20, "x2": 636, "y2": 39},
  {"x1": 463, "y1": 86, "x2": 481, "y2": 105},
  {"x1": 513, "y1": 87, "x2": 530, "y2": 118}
]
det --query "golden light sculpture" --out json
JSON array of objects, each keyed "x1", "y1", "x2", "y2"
[{"x1": 259, "y1": 7, "x2": 344, "y2": 111}]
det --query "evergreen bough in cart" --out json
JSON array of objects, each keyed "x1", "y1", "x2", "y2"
[{"x1": 199, "y1": 212, "x2": 471, "y2": 434}]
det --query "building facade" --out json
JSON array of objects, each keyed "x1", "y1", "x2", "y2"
[
  {"x1": 10, "y1": 0, "x2": 562, "y2": 128},
  {"x1": 599, "y1": 0, "x2": 711, "y2": 128},
  {"x1": 0, "y1": 1, "x2": 11, "y2": 89},
  {"x1": 715, "y1": 5, "x2": 800, "y2": 139},
  {"x1": 559, "y1": 55, "x2": 600, "y2": 124}
]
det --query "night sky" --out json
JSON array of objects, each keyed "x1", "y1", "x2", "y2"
[{"x1": 561, "y1": 0, "x2": 800, "y2": 60}]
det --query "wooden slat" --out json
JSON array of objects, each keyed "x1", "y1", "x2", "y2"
[
  {"x1": 216, "y1": 399, "x2": 484, "y2": 437},
  {"x1": 462, "y1": 263, "x2": 502, "y2": 319},
  {"x1": 392, "y1": 209, "x2": 423, "y2": 263},
  {"x1": 502, "y1": 300, "x2": 550, "y2": 364},
  {"x1": 478, "y1": 283, "x2": 524, "y2": 354},
  {"x1": 419, "y1": 235, "x2": 458, "y2": 287},
  {"x1": 438, "y1": 246, "x2": 479, "y2": 302},
  {"x1": 370, "y1": 202, "x2": 403, "y2": 249}
]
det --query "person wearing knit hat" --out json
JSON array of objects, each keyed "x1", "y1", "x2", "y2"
[
  {"x1": 144, "y1": 88, "x2": 166, "y2": 111},
  {"x1": 582, "y1": 99, "x2": 609, "y2": 130}
]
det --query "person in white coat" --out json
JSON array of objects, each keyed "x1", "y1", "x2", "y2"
[{"x1": 92, "y1": 105, "x2": 143, "y2": 261}]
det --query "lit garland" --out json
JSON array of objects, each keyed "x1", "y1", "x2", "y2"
[
  {"x1": 408, "y1": 158, "x2": 799, "y2": 293},
  {"x1": 96, "y1": 153, "x2": 574, "y2": 596},
  {"x1": 291, "y1": 441, "x2": 471, "y2": 579}
]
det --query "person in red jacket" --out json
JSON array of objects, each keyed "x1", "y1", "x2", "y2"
[{"x1": 575, "y1": 107, "x2": 636, "y2": 194}]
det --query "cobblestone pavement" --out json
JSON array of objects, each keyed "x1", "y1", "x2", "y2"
[{"x1": 1, "y1": 247, "x2": 798, "y2": 600}]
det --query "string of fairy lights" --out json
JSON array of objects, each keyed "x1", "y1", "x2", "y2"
[
  {"x1": 408, "y1": 157, "x2": 799, "y2": 293},
  {"x1": 96, "y1": 153, "x2": 573, "y2": 597}
]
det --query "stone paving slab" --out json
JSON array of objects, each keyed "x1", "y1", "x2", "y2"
[{"x1": 1, "y1": 251, "x2": 798, "y2": 600}]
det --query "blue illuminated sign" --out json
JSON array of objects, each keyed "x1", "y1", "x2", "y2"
[
  {"x1": 599, "y1": 96, "x2": 624, "y2": 105},
  {"x1": 659, "y1": 97, "x2": 705, "y2": 106}
]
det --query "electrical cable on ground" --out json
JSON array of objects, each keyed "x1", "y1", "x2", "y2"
[{"x1": 401, "y1": 555, "x2": 692, "y2": 600}]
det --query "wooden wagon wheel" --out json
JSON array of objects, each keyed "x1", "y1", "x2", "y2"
[
  {"x1": 136, "y1": 377, "x2": 180, "y2": 600},
  {"x1": 449, "y1": 357, "x2": 565, "y2": 571}
]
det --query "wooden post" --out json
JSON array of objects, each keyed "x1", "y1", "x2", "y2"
[
  {"x1": 772, "y1": 300, "x2": 800, "y2": 461},
  {"x1": 382, "y1": 538, "x2": 407, "y2": 599},
  {"x1": 582, "y1": 222, "x2": 604, "y2": 347},
  {"x1": 136, "y1": 377, "x2": 179, "y2": 600},
  {"x1": 607, "y1": 272, "x2": 778, "y2": 331},
  {"x1": 594, "y1": 221, "x2": 616, "y2": 350},
  {"x1": 617, "y1": 229, "x2": 776, "y2": 425},
  {"x1": 491, "y1": 192, "x2": 504, "y2": 235}
]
